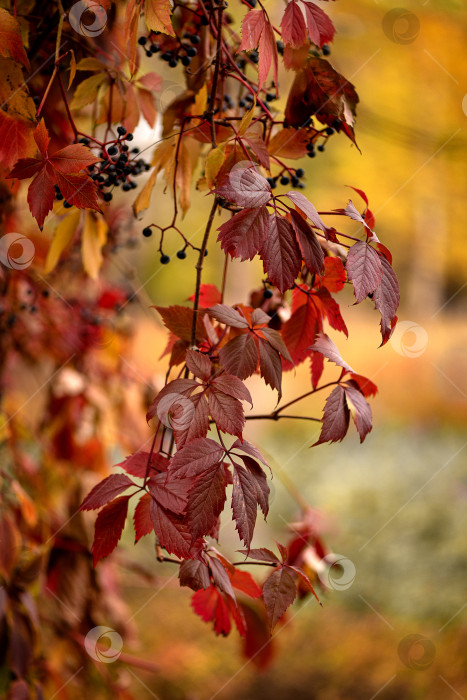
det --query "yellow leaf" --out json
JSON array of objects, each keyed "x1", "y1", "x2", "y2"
[
  {"x1": 238, "y1": 98, "x2": 256, "y2": 136},
  {"x1": 45, "y1": 209, "x2": 81, "y2": 274},
  {"x1": 70, "y1": 73, "x2": 107, "y2": 110},
  {"x1": 0, "y1": 57, "x2": 35, "y2": 122},
  {"x1": 132, "y1": 166, "x2": 159, "y2": 217},
  {"x1": 76, "y1": 57, "x2": 106, "y2": 72},
  {"x1": 133, "y1": 137, "x2": 175, "y2": 216},
  {"x1": 193, "y1": 84, "x2": 208, "y2": 116},
  {"x1": 205, "y1": 144, "x2": 225, "y2": 189},
  {"x1": 81, "y1": 211, "x2": 108, "y2": 279},
  {"x1": 68, "y1": 50, "x2": 77, "y2": 89},
  {"x1": 144, "y1": 0, "x2": 175, "y2": 37}
]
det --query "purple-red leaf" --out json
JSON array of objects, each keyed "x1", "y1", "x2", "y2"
[
  {"x1": 344, "y1": 383, "x2": 373, "y2": 442},
  {"x1": 80, "y1": 474, "x2": 134, "y2": 511},
  {"x1": 169, "y1": 438, "x2": 224, "y2": 478},
  {"x1": 260, "y1": 213, "x2": 302, "y2": 293},
  {"x1": 219, "y1": 333, "x2": 258, "y2": 379},
  {"x1": 217, "y1": 206, "x2": 269, "y2": 261},
  {"x1": 216, "y1": 167, "x2": 272, "y2": 208},
  {"x1": 262, "y1": 565, "x2": 297, "y2": 631},
  {"x1": 309, "y1": 332, "x2": 354, "y2": 373},
  {"x1": 92, "y1": 496, "x2": 130, "y2": 565},
  {"x1": 314, "y1": 385, "x2": 350, "y2": 446},
  {"x1": 346, "y1": 241, "x2": 383, "y2": 303},
  {"x1": 187, "y1": 462, "x2": 227, "y2": 539}
]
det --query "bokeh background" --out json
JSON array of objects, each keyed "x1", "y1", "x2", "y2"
[{"x1": 79, "y1": 0, "x2": 467, "y2": 697}]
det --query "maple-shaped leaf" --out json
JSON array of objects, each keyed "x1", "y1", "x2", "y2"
[
  {"x1": 343, "y1": 382, "x2": 372, "y2": 442},
  {"x1": 0, "y1": 8, "x2": 29, "y2": 69},
  {"x1": 346, "y1": 241, "x2": 383, "y2": 303},
  {"x1": 314, "y1": 385, "x2": 350, "y2": 446},
  {"x1": 262, "y1": 566, "x2": 297, "y2": 631},
  {"x1": 133, "y1": 493, "x2": 153, "y2": 542},
  {"x1": 186, "y1": 462, "x2": 227, "y2": 539},
  {"x1": 302, "y1": 1, "x2": 336, "y2": 47},
  {"x1": 9, "y1": 121, "x2": 100, "y2": 228},
  {"x1": 239, "y1": 10, "x2": 278, "y2": 91},
  {"x1": 179, "y1": 559, "x2": 211, "y2": 592},
  {"x1": 309, "y1": 332, "x2": 354, "y2": 373},
  {"x1": 217, "y1": 206, "x2": 269, "y2": 261},
  {"x1": 260, "y1": 213, "x2": 302, "y2": 293},
  {"x1": 216, "y1": 167, "x2": 272, "y2": 208},
  {"x1": 372, "y1": 256, "x2": 400, "y2": 344},
  {"x1": 92, "y1": 496, "x2": 131, "y2": 566},
  {"x1": 80, "y1": 474, "x2": 134, "y2": 511},
  {"x1": 285, "y1": 58, "x2": 359, "y2": 142}
]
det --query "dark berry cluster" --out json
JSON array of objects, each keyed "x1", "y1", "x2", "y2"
[
  {"x1": 267, "y1": 168, "x2": 305, "y2": 190},
  {"x1": 138, "y1": 27, "x2": 201, "y2": 67}
]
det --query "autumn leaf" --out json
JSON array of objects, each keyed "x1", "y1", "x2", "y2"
[
  {"x1": 81, "y1": 211, "x2": 108, "y2": 279},
  {"x1": 144, "y1": 0, "x2": 175, "y2": 37},
  {"x1": 262, "y1": 566, "x2": 297, "y2": 631},
  {"x1": 92, "y1": 496, "x2": 131, "y2": 565},
  {"x1": 0, "y1": 8, "x2": 29, "y2": 69},
  {"x1": 346, "y1": 241, "x2": 383, "y2": 303},
  {"x1": 80, "y1": 474, "x2": 134, "y2": 511},
  {"x1": 314, "y1": 385, "x2": 350, "y2": 446}
]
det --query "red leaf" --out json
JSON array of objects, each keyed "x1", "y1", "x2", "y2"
[
  {"x1": 348, "y1": 373, "x2": 378, "y2": 398},
  {"x1": 231, "y1": 463, "x2": 258, "y2": 549},
  {"x1": 286, "y1": 190, "x2": 326, "y2": 231},
  {"x1": 80, "y1": 474, "x2": 134, "y2": 511},
  {"x1": 231, "y1": 439, "x2": 269, "y2": 468},
  {"x1": 219, "y1": 333, "x2": 258, "y2": 379},
  {"x1": 344, "y1": 382, "x2": 372, "y2": 442},
  {"x1": 239, "y1": 547, "x2": 280, "y2": 563},
  {"x1": 260, "y1": 213, "x2": 302, "y2": 293},
  {"x1": 133, "y1": 492, "x2": 153, "y2": 542},
  {"x1": 48, "y1": 144, "x2": 100, "y2": 173},
  {"x1": 259, "y1": 326, "x2": 294, "y2": 364},
  {"x1": 240, "y1": 455, "x2": 270, "y2": 517},
  {"x1": 188, "y1": 283, "x2": 221, "y2": 308},
  {"x1": 314, "y1": 287, "x2": 348, "y2": 336},
  {"x1": 0, "y1": 8, "x2": 29, "y2": 68},
  {"x1": 310, "y1": 350, "x2": 324, "y2": 389},
  {"x1": 239, "y1": 9, "x2": 266, "y2": 50},
  {"x1": 257, "y1": 18, "x2": 275, "y2": 90},
  {"x1": 156, "y1": 305, "x2": 207, "y2": 343},
  {"x1": 281, "y1": 1, "x2": 307, "y2": 48},
  {"x1": 317, "y1": 256, "x2": 346, "y2": 292},
  {"x1": 240, "y1": 603, "x2": 275, "y2": 668},
  {"x1": 147, "y1": 472, "x2": 191, "y2": 514},
  {"x1": 187, "y1": 462, "x2": 227, "y2": 539},
  {"x1": 346, "y1": 241, "x2": 383, "y2": 303},
  {"x1": 215, "y1": 167, "x2": 272, "y2": 208},
  {"x1": 26, "y1": 162, "x2": 56, "y2": 229},
  {"x1": 208, "y1": 556, "x2": 236, "y2": 601},
  {"x1": 185, "y1": 349, "x2": 212, "y2": 381},
  {"x1": 309, "y1": 332, "x2": 354, "y2": 373},
  {"x1": 192, "y1": 586, "x2": 231, "y2": 636},
  {"x1": 290, "y1": 209, "x2": 325, "y2": 275},
  {"x1": 179, "y1": 559, "x2": 211, "y2": 591},
  {"x1": 118, "y1": 451, "x2": 169, "y2": 478},
  {"x1": 150, "y1": 499, "x2": 201, "y2": 559},
  {"x1": 230, "y1": 569, "x2": 262, "y2": 598},
  {"x1": 54, "y1": 171, "x2": 100, "y2": 211},
  {"x1": 281, "y1": 294, "x2": 318, "y2": 367},
  {"x1": 8, "y1": 157, "x2": 43, "y2": 179},
  {"x1": 92, "y1": 496, "x2": 130, "y2": 565},
  {"x1": 146, "y1": 378, "x2": 198, "y2": 422},
  {"x1": 208, "y1": 304, "x2": 249, "y2": 328},
  {"x1": 211, "y1": 375, "x2": 252, "y2": 405},
  {"x1": 302, "y1": 1, "x2": 336, "y2": 47},
  {"x1": 33, "y1": 119, "x2": 50, "y2": 157},
  {"x1": 209, "y1": 390, "x2": 245, "y2": 437},
  {"x1": 287, "y1": 564, "x2": 321, "y2": 603},
  {"x1": 314, "y1": 385, "x2": 350, "y2": 446},
  {"x1": 262, "y1": 566, "x2": 297, "y2": 631},
  {"x1": 372, "y1": 256, "x2": 400, "y2": 343},
  {"x1": 258, "y1": 339, "x2": 283, "y2": 398},
  {"x1": 217, "y1": 206, "x2": 269, "y2": 261},
  {"x1": 169, "y1": 437, "x2": 224, "y2": 478},
  {"x1": 0, "y1": 111, "x2": 35, "y2": 170}
]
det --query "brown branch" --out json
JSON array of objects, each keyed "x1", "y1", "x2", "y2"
[
  {"x1": 245, "y1": 414, "x2": 321, "y2": 422},
  {"x1": 207, "y1": 3, "x2": 225, "y2": 148}
]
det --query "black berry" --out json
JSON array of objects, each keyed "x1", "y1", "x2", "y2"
[
  {"x1": 280, "y1": 176, "x2": 289, "y2": 186},
  {"x1": 138, "y1": 36, "x2": 147, "y2": 45},
  {"x1": 160, "y1": 254, "x2": 170, "y2": 264},
  {"x1": 296, "y1": 168, "x2": 304, "y2": 178},
  {"x1": 142, "y1": 227, "x2": 152, "y2": 237},
  {"x1": 108, "y1": 145, "x2": 118, "y2": 156},
  {"x1": 103, "y1": 192, "x2": 113, "y2": 202},
  {"x1": 117, "y1": 125, "x2": 127, "y2": 136},
  {"x1": 176, "y1": 250, "x2": 187, "y2": 259},
  {"x1": 263, "y1": 288, "x2": 273, "y2": 299},
  {"x1": 322, "y1": 44, "x2": 331, "y2": 56}
]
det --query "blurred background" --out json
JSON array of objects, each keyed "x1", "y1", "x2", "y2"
[{"x1": 69, "y1": 0, "x2": 467, "y2": 697}]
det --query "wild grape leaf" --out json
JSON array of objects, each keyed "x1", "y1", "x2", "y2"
[
  {"x1": 239, "y1": 10, "x2": 278, "y2": 91},
  {"x1": 346, "y1": 241, "x2": 382, "y2": 303},
  {"x1": 118, "y1": 450, "x2": 169, "y2": 478},
  {"x1": 169, "y1": 438, "x2": 224, "y2": 479},
  {"x1": 231, "y1": 438, "x2": 269, "y2": 468},
  {"x1": 133, "y1": 493, "x2": 153, "y2": 542},
  {"x1": 287, "y1": 564, "x2": 321, "y2": 603},
  {"x1": 147, "y1": 472, "x2": 191, "y2": 514},
  {"x1": 258, "y1": 17, "x2": 278, "y2": 91},
  {"x1": 146, "y1": 378, "x2": 198, "y2": 422},
  {"x1": 187, "y1": 462, "x2": 227, "y2": 539},
  {"x1": 188, "y1": 284, "x2": 222, "y2": 308},
  {"x1": 80, "y1": 474, "x2": 134, "y2": 511},
  {"x1": 231, "y1": 463, "x2": 259, "y2": 549},
  {"x1": 259, "y1": 327, "x2": 294, "y2": 364},
  {"x1": 302, "y1": 1, "x2": 336, "y2": 47},
  {"x1": 348, "y1": 373, "x2": 378, "y2": 398},
  {"x1": 208, "y1": 556, "x2": 236, "y2": 601},
  {"x1": 373, "y1": 256, "x2": 400, "y2": 344},
  {"x1": 317, "y1": 256, "x2": 346, "y2": 292},
  {"x1": 268, "y1": 128, "x2": 309, "y2": 160},
  {"x1": 208, "y1": 304, "x2": 249, "y2": 328},
  {"x1": 239, "y1": 547, "x2": 280, "y2": 563},
  {"x1": 192, "y1": 586, "x2": 232, "y2": 636},
  {"x1": 171, "y1": 392, "x2": 210, "y2": 447},
  {"x1": 219, "y1": 333, "x2": 258, "y2": 379},
  {"x1": 313, "y1": 385, "x2": 350, "y2": 446},
  {"x1": 309, "y1": 332, "x2": 354, "y2": 373},
  {"x1": 260, "y1": 213, "x2": 302, "y2": 293},
  {"x1": 258, "y1": 339, "x2": 283, "y2": 398},
  {"x1": 230, "y1": 569, "x2": 262, "y2": 598},
  {"x1": 310, "y1": 350, "x2": 324, "y2": 389},
  {"x1": 215, "y1": 167, "x2": 272, "y2": 208},
  {"x1": 217, "y1": 206, "x2": 269, "y2": 261},
  {"x1": 0, "y1": 8, "x2": 29, "y2": 68},
  {"x1": 92, "y1": 496, "x2": 131, "y2": 565},
  {"x1": 344, "y1": 381, "x2": 373, "y2": 442},
  {"x1": 289, "y1": 209, "x2": 325, "y2": 274},
  {"x1": 281, "y1": 292, "x2": 319, "y2": 367},
  {"x1": 313, "y1": 287, "x2": 348, "y2": 336},
  {"x1": 208, "y1": 390, "x2": 245, "y2": 437},
  {"x1": 156, "y1": 305, "x2": 208, "y2": 343},
  {"x1": 286, "y1": 190, "x2": 326, "y2": 232},
  {"x1": 150, "y1": 499, "x2": 201, "y2": 559},
  {"x1": 285, "y1": 58, "x2": 359, "y2": 142},
  {"x1": 144, "y1": 0, "x2": 175, "y2": 36},
  {"x1": 26, "y1": 163, "x2": 56, "y2": 230},
  {"x1": 185, "y1": 349, "x2": 212, "y2": 381},
  {"x1": 211, "y1": 375, "x2": 252, "y2": 405},
  {"x1": 239, "y1": 455, "x2": 270, "y2": 517},
  {"x1": 179, "y1": 559, "x2": 211, "y2": 591},
  {"x1": 281, "y1": 0, "x2": 307, "y2": 48},
  {"x1": 262, "y1": 566, "x2": 297, "y2": 631}
]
